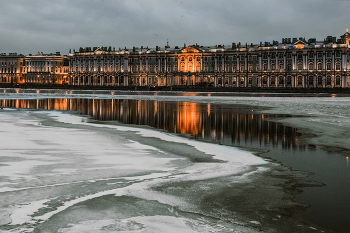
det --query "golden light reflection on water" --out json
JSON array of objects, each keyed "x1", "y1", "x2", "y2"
[
  {"x1": 0, "y1": 98, "x2": 304, "y2": 150},
  {"x1": 177, "y1": 102, "x2": 200, "y2": 135}
]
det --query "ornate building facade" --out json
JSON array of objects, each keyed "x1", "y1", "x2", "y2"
[
  {"x1": 0, "y1": 52, "x2": 68, "y2": 85},
  {"x1": 24, "y1": 52, "x2": 69, "y2": 85},
  {"x1": 67, "y1": 31, "x2": 350, "y2": 88},
  {"x1": 0, "y1": 53, "x2": 25, "y2": 84},
  {"x1": 1, "y1": 31, "x2": 350, "y2": 88}
]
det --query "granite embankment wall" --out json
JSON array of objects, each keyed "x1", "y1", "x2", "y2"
[{"x1": 1, "y1": 83, "x2": 350, "y2": 93}]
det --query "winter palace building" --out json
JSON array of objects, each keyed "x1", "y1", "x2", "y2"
[{"x1": 1, "y1": 30, "x2": 350, "y2": 88}]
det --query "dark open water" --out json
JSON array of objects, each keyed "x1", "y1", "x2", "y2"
[{"x1": 1, "y1": 95, "x2": 350, "y2": 232}]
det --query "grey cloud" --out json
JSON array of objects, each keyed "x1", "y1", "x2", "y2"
[{"x1": 0, "y1": 0, "x2": 349, "y2": 55}]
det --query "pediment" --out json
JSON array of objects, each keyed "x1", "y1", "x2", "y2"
[
  {"x1": 181, "y1": 46, "x2": 200, "y2": 53},
  {"x1": 293, "y1": 40, "x2": 307, "y2": 45},
  {"x1": 94, "y1": 48, "x2": 105, "y2": 55}
]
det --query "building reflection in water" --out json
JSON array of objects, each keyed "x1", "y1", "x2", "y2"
[{"x1": 0, "y1": 98, "x2": 304, "y2": 150}]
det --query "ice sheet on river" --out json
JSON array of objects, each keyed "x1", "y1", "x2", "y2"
[{"x1": 0, "y1": 108, "x2": 267, "y2": 232}]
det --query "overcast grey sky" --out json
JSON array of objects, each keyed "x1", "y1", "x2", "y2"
[{"x1": 0, "y1": 0, "x2": 349, "y2": 55}]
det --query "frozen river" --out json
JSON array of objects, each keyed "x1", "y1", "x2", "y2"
[{"x1": 0, "y1": 89, "x2": 350, "y2": 232}]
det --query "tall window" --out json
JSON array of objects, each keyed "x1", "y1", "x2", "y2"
[
  {"x1": 298, "y1": 62, "x2": 303, "y2": 71},
  {"x1": 263, "y1": 63, "x2": 267, "y2": 71},
  {"x1": 279, "y1": 63, "x2": 284, "y2": 71},
  {"x1": 286, "y1": 76, "x2": 292, "y2": 85},
  {"x1": 308, "y1": 62, "x2": 314, "y2": 70},
  {"x1": 262, "y1": 76, "x2": 267, "y2": 85},
  {"x1": 326, "y1": 62, "x2": 331, "y2": 70},
  {"x1": 309, "y1": 76, "x2": 314, "y2": 86},
  {"x1": 271, "y1": 63, "x2": 276, "y2": 71},
  {"x1": 298, "y1": 76, "x2": 303, "y2": 86},
  {"x1": 318, "y1": 76, "x2": 323, "y2": 86},
  {"x1": 335, "y1": 62, "x2": 340, "y2": 70},
  {"x1": 336, "y1": 76, "x2": 341, "y2": 86},
  {"x1": 271, "y1": 76, "x2": 275, "y2": 85},
  {"x1": 318, "y1": 62, "x2": 322, "y2": 70},
  {"x1": 279, "y1": 76, "x2": 284, "y2": 85}
]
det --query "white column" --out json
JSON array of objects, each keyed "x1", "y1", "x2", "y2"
[
  {"x1": 237, "y1": 57, "x2": 239, "y2": 72},
  {"x1": 292, "y1": 55, "x2": 296, "y2": 70},
  {"x1": 275, "y1": 56, "x2": 278, "y2": 72},
  {"x1": 259, "y1": 56, "x2": 262, "y2": 71}
]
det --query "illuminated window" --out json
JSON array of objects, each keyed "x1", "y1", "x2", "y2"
[
  {"x1": 279, "y1": 63, "x2": 284, "y2": 71},
  {"x1": 263, "y1": 63, "x2": 267, "y2": 71},
  {"x1": 271, "y1": 63, "x2": 276, "y2": 71},
  {"x1": 336, "y1": 62, "x2": 340, "y2": 70},
  {"x1": 240, "y1": 77, "x2": 244, "y2": 85}
]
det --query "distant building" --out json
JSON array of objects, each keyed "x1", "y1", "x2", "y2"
[
  {"x1": 0, "y1": 53, "x2": 25, "y2": 84},
  {"x1": 24, "y1": 52, "x2": 69, "y2": 85},
  {"x1": 67, "y1": 30, "x2": 350, "y2": 88},
  {"x1": 1, "y1": 30, "x2": 350, "y2": 88}
]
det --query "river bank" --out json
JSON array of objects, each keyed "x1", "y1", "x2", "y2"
[{"x1": 2, "y1": 83, "x2": 350, "y2": 94}]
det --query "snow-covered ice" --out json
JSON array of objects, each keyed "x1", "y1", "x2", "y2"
[{"x1": 0, "y1": 106, "x2": 267, "y2": 232}]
